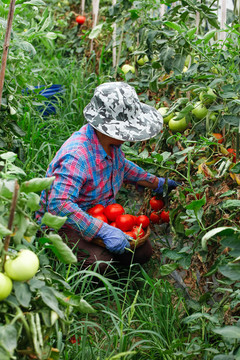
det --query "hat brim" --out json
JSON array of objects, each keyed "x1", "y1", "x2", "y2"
[{"x1": 83, "y1": 102, "x2": 163, "y2": 142}]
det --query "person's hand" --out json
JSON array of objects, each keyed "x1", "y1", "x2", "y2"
[
  {"x1": 95, "y1": 222, "x2": 131, "y2": 254},
  {"x1": 154, "y1": 177, "x2": 179, "y2": 194}
]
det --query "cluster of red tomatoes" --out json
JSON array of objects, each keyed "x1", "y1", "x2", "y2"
[
  {"x1": 149, "y1": 196, "x2": 170, "y2": 224},
  {"x1": 87, "y1": 203, "x2": 149, "y2": 239}
]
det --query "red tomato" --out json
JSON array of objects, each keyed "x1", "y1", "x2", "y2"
[
  {"x1": 104, "y1": 203, "x2": 125, "y2": 222},
  {"x1": 150, "y1": 212, "x2": 160, "y2": 224},
  {"x1": 76, "y1": 15, "x2": 86, "y2": 24},
  {"x1": 87, "y1": 204, "x2": 105, "y2": 216},
  {"x1": 93, "y1": 214, "x2": 108, "y2": 223},
  {"x1": 131, "y1": 215, "x2": 138, "y2": 225},
  {"x1": 160, "y1": 210, "x2": 170, "y2": 223},
  {"x1": 149, "y1": 196, "x2": 164, "y2": 211},
  {"x1": 110, "y1": 222, "x2": 117, "y2": 227},
  {"x1": 212, "y1": 133, "x2": 224, "y2": 144},
  {"x1": 116, "y1": 214, "x2": 134, "y2": 231},
  {"x1": 124, "y1": 230, "x2": 136, "y2": 239},
  {"x1": 227, "y1": 148, "x2": 236, "y2": 163},
  {"x1": 136, "y1": 215, "x2": 150, "y2": 229},
  {"x1": 132, "y1": 226, "x2": 145, "y2": 238}
]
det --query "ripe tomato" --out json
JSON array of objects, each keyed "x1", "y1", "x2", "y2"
[
  {"x1": 132, "y1": 226, "x2": 145, "y2": 238},
  {"x1": 76, "y1": 15, "x2": 86, "y2": 24},
  {"x1": 116, "y1": 214, "x2": 134, "y2": 231},
  {"x1": 104, "y1": 203, "x2": 125, "y2": 222},
  {"x1": 136, "y1": 215, "x2": 150, "y2": 229},
  {"x1": 110, "y1": 222, "x2": 117, "y2": 227},
  {"x1": 149, "y1": 196, "x2": 164, "y2": 211},
  {"x1": 124, "y1": 230, "x2": 136, "y2": 239},
  {"x1": 227, "y1": 148, "x2": 236, "y2": 163},
  {"x1": 212, "y1": 133, "x2": 224, "y2": 144},
  {"x1": 87, "y1": 204, "x2": 105, "y2": 216},
  {"x1": 160, "y1": 210, "x2": 170, "y2": 223},
  {"x1": 131, "y1": 215, "x2": 138, "y2": 225},
  {"x1": 93, "y1": 214, "x2": 108, "y2": 223},
  {"x1": 150, "y1": 212, "x2": 160, "y2": 224}
]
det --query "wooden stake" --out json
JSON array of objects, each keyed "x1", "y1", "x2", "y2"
[{"x1": 0, "y1": 0, "x2": 16, "y2": 110}]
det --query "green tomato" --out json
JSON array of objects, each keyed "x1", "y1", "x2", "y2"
[
  {"x1": 184, "y1": 54, "x2": 191, "y2": 67},
  {"x1": 137, "y1": 55, "x2": 149, "y2": 66},
  {"x1": 121, "y1": 64, "x2": 135, "y2": 74},
  {"x1": 169, "y1": 116, "x2": 188, "y2": 133},
  {"x1": 128, "y1": 46, "x2": 134, "y2": 52},
  {"x1": 192, "y1": 101, "x2": 208, "y2": 120},
  {"x1": 199, "y1": 88, "x2": 216, "y2": 105},
  {"x1": 157, "y1": 107, "x2": 174, "y2": 124},
  {"x1": 4, "y1": 249, "x2": 39, "y2": 282},
  {"x1": 0, "y1": 273, "x2": 12, "y2": 301}
]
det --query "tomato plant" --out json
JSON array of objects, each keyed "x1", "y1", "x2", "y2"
[
  {"x1": 4, "y1": 249, "x2": 39, "y2": 282},
  {"x1": 116, "y1": 214, "x2": 134, "y2": 231},
  {"x1": 87, "y1": 204, "x2": 105, "y2": 216},
  {"x1": 104, "y1": 203, "x2": 125, "y2": 222},
  {"x1": 149, "y1": 196, "x2": 164, "y2": 211},
  {"x1": 136, "y1": 215, "x2": 150, "y2": 228}
]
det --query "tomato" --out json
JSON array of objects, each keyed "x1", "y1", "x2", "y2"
[
  {"x1": 116, "y1": 214, "x2": 134, "y2": 231},
  {"x1": 227, "y1": 148, "x2": 236, "y2": 163},
  {"x1": 4, "y1": 249, "x2": 39, "y2": 282},
  {"x1": 121, "y1": 64, "x2": 135, "y2": 74},
  {"x1": 212, "y1": 133, "x2": 224, "y2": 144},
  {"x1": 87, "y1": 204, "x2": 105, "y2": 216},
  {"x1": 76, "y1": 15, "x2": 86, "y2": 24},
  {"x1": 136, "y1": 215, "x2": 150, "y2": 229},
  {"x1": 168, "y1": 116, "x2": 188, "y2": 133},
  {"x1": 104, "y1": 203, "x2": 125, "y2": 222},
  {"x1": 132, "y1": 226, "x2": 145, "y2": 238},
  {"x1": 192, "y1": 102, "x2": 208, "y2": 120},
  {"x1": 0, "y1": 273, "x2": 12, "y2": 301},
  {"x1": 150, "y1": 212, "x2": 160, "y2": 224},
  {"x1": 110, "y1": 222, "x2": 117, "y2": 227},
  {"x1": 124, "y1": 230, "x2": 136, "y2": 239},
  {"x1": 149, "y1": 196, "x2": 164, "y2": 211},
  {"x1": 131, "y1": 215, "x2": 138, "y2": 225},
  {"x1": 160, "y1": 210, "x2": 170, "y2": 223},
  {"x1": 93, "y1": 214, "x2": 109, "y2": 223}
]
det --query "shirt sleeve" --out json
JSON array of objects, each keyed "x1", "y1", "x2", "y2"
[
  {"x1": 47, "y1": 152, "x2": 103, "y2": 241},
  {"x1": 123, "y1": 158, "x2": 157, "y2": 184}
]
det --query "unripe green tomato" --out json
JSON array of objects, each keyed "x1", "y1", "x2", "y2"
[
  {"x1": 199, "y1": 88, "x2": 216, "y2": 105},
  {"x1": 121, "y1": 64, "x2": 135, "y2": 74},
  {"x1": 192, "y1": 101, "x2": 208, "y2": 120},
  {"x1": 157, "y1": 107, "x2": 174, "y2": 124},
  {"x1": 137, "y1": 55, "x2": 149, "y2": 66},
  {"x1": 169, "y1": 116, "x2": 188, "y2": 133},
  {"x1": 184, "y1": 54, "x2": 191, "y2": 67},
  {"x1": 128, "y1": 46, "x2": 134, "y2": 52},
  {"x1": 209, "y1": 113, "x2": 217, "y2": 121},
  {"x1": 0, "y1": 273, "x2": 12, "y2": 301},
  {"x1": 4, "y1": 249, "x2": 39, "y2": 282}
]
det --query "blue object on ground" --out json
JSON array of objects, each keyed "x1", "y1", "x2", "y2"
[{"x1": 23, "y1": 85, "x2": 66, "y2": 116}]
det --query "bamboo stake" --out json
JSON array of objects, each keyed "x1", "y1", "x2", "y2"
[
  {"x1": 90, "y1": 0, "x2": 100, "y2": 52},
  {"x1": 0, "y1": 0, "x2": 16, "y2": 110},
  {"x1": 112, "y1": 0, "x2": 117, "y2": 68},
  {"x1": 219, "y1": 0, "x2": 227, "y2": 45},
  {"x1": 81, "y1": 0, "x2": 85, "y2": 15}
]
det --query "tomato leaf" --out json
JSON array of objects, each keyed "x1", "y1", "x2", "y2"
[
  {"x1": 213, "y1": 326, "x2": 240, "y2": 339},
  {"x1": 21, "y1": 176, "x2": 55, "y2": 193},
  {"x1": 46, "y1": 233, "x2": 77, "y2": 264},
  {"x1": 201, "y1": 227, "x2": 237, "y2": 251},
  {"x1": 41, "y1": 212, "x2": 67, "y2": 230},
  {"x1": 159, "y1": 263, "x2": 178, "y2": 276}
]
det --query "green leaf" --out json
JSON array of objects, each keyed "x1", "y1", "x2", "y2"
[
  {"x1": 79, "y1": 298, "x2": 97, "y2": 313},
  {"x1": 14, "y1": 282, "x2": 31, "y2": 308},
  {"x1": 89, "y1": 23, "x2": 104, "y2": 39},
  {"x1": 41, "y1": 213, "x2": 67, "y2": 230},
  {"x1": 203, "y1": 30, "x2": 216, "y2": 43},
  {"x1": 219, "y1": 263, "x2": 240, "y2": 281},
  {"x1": 221, "y1": 200, "x2": 240, "y2": 209},
  {"x1": 0, "y1": 224, "x2": 12, "y2": 237},
  {"x1": 186, "y1": 195, "x2": 206, "y2": 211},
  {"x1": 0, "y1": 152, "x2": 17, "y2": 162},
  {"x1": 21, "y1": 176, "x2": 55, "y2": 193},
  {"x1": 45, "y1": 32, "x2": 57, "y2": 40},
  {"x1": 39, "y1": 287, "x2": 64, "y2": 318},
  {"x1": 23, "y1": 0, "x2": 46, "y2": 5},
  {"x1": 159, "y1": 263, "x2": 178, "y2": 276},
  {"x1": 213, "y1": 326, "x2": 240, "y2": 338},
  {"x1": 26, "y1": 192, "x2": 40, "y2": 212},
  {"x1": 186, "y1": 27, "x2": 197, "y2": 39},
  {"x1": 138, "y1": 148, "x2": 149, "y2": 159},
  {"x1": 0, "y1": 324, "x2": 17, "y2": 355},
  {"x1": 202, "y1": 227, "x2": 237, "y2": 251},
  {"x1": 164, "y1": 21, "x2": 184, "y2": 33},
  {"x1": 46, "y1": 233, "x2": 77, "y2": 264},
  {"x1": 231, "y1": 163, "x2": 240, "y2": 174}
]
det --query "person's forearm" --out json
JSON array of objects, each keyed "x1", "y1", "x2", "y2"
[{"x1": 137, "y1": 177, "x2": 159, "y2": 190}]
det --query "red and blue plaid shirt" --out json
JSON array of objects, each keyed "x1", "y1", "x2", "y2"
[{"x1": 37, "y1": 124, "x2": 156, "y2": 241}]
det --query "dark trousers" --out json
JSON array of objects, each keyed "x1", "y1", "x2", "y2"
[{"x1": 59, "y1": 227, "x2": 153, "y2": 274}]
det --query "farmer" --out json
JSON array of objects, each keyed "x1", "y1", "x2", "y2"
[{"x1": 36, "y1": 82, "x2": 178, "y2": 273}]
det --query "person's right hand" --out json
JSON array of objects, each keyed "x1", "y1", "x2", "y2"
[{"x1": 95, "y1": 222, "x2": 131, "y2": 254}]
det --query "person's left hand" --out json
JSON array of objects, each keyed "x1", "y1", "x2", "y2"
[{"x1": 154, "y1": 177, "x2": 179, "y2": 194}]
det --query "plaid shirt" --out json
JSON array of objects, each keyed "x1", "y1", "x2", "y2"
[{"x1": 37, "y1": 124, "x2": 156, "y2": 241}]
